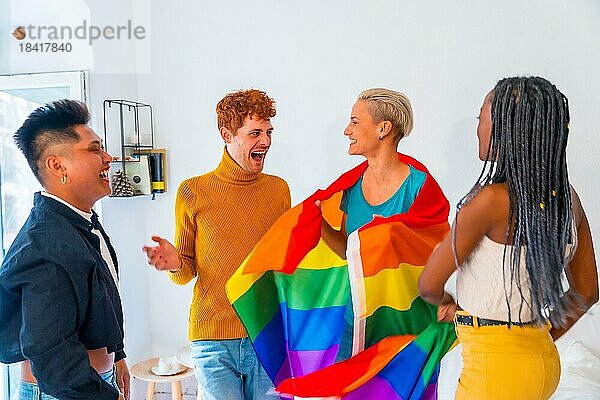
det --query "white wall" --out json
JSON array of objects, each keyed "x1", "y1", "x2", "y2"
[{"x1": 129, "y1": 0, "x2": 600, "y2": 398}]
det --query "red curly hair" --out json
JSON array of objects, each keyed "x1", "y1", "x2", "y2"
[{"x1": 216, "y1": 89, "x2": 276, "y2": 133}]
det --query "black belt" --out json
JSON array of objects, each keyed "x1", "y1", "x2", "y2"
[{"x1": 455, "y1": 314, "x2": 534, "y2": 327}]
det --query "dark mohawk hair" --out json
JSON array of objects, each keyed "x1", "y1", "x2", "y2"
[{"x1": 13, "y1": 99, "x2": 90, "y2": 182}]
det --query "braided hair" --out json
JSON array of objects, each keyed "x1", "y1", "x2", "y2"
[{"x1": 453, "y1": 77, "x2": 576, "y2": 326}]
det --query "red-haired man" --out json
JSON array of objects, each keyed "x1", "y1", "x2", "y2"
[{"x1": 144, "y1": 89, "x2": 290, "y2": 399}]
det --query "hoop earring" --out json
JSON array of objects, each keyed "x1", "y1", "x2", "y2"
[
  {"x1": 61, "y1": 174, "x2": 67, "y2": 184},
  {"x1": 378, "y1": 135, "x2": 384, "y2": 141}
]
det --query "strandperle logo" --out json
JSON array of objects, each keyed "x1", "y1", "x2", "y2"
[{"x1": 12, "y1": 20, "x2": 146, "y2": 45}]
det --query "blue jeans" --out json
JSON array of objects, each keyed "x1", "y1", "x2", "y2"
[
  {"x1": 336, "y1": 300, "x2": 354, "y2": 362},
  {"x1": 190, "y1": 338, "x2": 275, "y2": 400},
  {"x1": 19, "y1": 367, "x2": 117, "y2": 400},
  {"x1": 336, "y1": 322, "x2": 354, "y2": 362}
]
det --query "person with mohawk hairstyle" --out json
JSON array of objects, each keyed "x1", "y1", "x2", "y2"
[
  {"x1": 0, "y1": 100, "x2": 129, "y2": 399},
  {"x1": 144, "y1": 89, "x2": 291, "y2": 400}
]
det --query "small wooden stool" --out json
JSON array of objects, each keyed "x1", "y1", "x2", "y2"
[{"x1": 131, "y1": 357, "x2": 195, "y2": 400}]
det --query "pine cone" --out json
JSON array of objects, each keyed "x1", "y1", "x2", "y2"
[{"x1": 111, "y1": 170, "x2": 135, "y2": 197}]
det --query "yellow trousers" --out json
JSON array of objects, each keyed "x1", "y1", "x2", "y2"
[{"x1": 454, "y1": 311, "x2": 560, "y2": 400}]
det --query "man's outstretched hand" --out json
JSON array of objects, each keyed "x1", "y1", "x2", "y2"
[{"x1": 142, "y1": 236, "x2": 181, "y2": 272}]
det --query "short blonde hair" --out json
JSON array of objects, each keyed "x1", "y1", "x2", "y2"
[{"x1": 357, "y1": 88, "x2": 414, "y2": 140}]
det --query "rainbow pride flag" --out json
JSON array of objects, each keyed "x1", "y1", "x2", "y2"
[{"x1": 226, "y1": 154, "x2": 457, "y2": 399}]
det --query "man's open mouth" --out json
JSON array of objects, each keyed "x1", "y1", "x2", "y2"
[{"x1": 251, "y1": 150, "x2": 267, "y2": 161}]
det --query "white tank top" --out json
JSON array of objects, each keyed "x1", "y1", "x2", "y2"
[
  {"x1": 457, "y1": 236, "x2": 535, "y2": 322},
  {"x1": 456, "y1": 235, "x2": 573, "y2": 323}
]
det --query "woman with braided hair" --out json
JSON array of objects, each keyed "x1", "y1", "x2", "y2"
[{"x1": 419, "y1": 76, "x2": 598, "y2": 399}]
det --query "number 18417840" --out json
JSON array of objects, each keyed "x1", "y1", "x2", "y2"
[{"x1": 19, "y1": 42, "x2": 72, "y2": 52}]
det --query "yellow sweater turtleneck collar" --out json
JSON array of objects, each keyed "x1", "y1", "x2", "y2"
[{"x1": 214, "y1": 147, "x2": 262, "y2": 185}]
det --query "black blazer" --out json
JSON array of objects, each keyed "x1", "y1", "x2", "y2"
[{"x1": 0, "y1": 193, "x2": 125, "y2": 399}]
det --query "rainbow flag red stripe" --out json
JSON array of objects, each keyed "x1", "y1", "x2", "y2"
[{"x1": 226, "y1": 154, "x2": 457, "y2": 398}]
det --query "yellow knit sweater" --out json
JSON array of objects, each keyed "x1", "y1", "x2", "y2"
[{"x1": 169, "y1": 148, "x2": 291, "y2": 340}]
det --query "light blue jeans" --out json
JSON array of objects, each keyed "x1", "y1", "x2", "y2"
[
  {"x1": 18, "y1": 367, "x2": 117, "y2": 400},
  {"x1": 190, "y1": 338, "x2": 276, "y2": 400}
]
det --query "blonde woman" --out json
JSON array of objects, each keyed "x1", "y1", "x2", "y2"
[{"x1": 321, "y1": 88, "x2": 455, "y2": 361}]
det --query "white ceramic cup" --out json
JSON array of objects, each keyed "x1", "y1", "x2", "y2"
[{"x1": 158, "y1": 357, "x2": 170, "y2": 374}]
